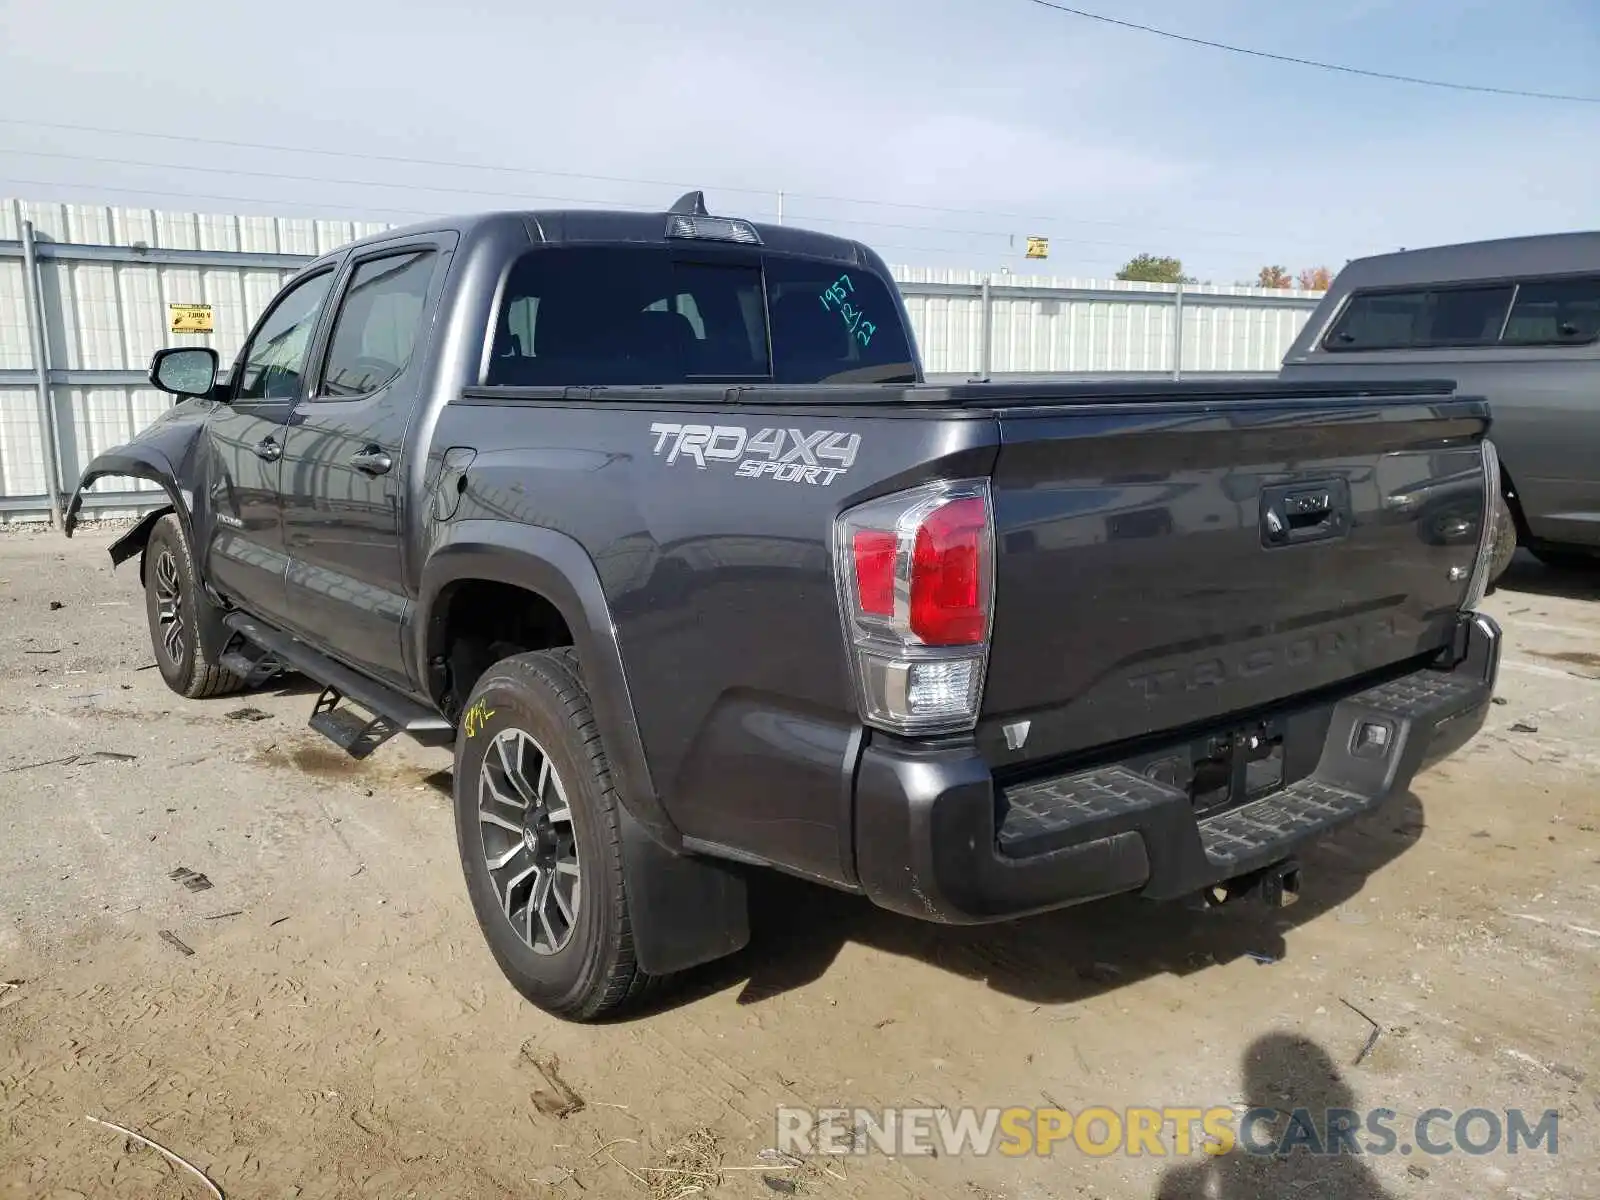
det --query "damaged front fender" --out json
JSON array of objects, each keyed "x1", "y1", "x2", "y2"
[
  {"x1": 65, "y1": 398, "x2": 235, "y2": 664},
  {"x1": 62, "y1": 398, "x2": 213, "y2": 561}
]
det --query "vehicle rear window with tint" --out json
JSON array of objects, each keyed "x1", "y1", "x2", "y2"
[
  {"x1": 485, "y1": 246, "x2": 916, "y2": 386},
  {"x1": 764, "y1": 257, "x2": 915, "y2": 384},
  {"x1": 488, "y1": 247, "x2": 764, "y2": 386},
  {"x1": 1325, "y1": 285, "x2": 1513, "y2": 351},
  {"x1": 1501, "y1": 276, "x2": 1600, "y2": 345}
]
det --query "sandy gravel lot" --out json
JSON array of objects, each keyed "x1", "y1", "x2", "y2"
[{"x1": 2, "y1": 524, "x2": 1597, "y2": 1199}]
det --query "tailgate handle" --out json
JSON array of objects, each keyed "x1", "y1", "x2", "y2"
[{"x1": 1261, "y1": 480, "x2": 1350, "y2": 547}]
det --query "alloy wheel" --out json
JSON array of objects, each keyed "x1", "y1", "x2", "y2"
[
  {"x1": 153, "y1": 549, "x2": 185, "y2": 663},
  {"x1": 477, "y1": 728, "x2": 580, "y2": 955}
]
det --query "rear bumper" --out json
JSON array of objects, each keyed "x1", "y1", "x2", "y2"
[{"x1": 853, "y1": 613, "x2": 1500, "y2": 923}]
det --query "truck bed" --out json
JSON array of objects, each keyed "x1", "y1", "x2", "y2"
[
  {"x1": 445, "y1": 378, "x2": 1490, "y2": 888},
  {"x1": 481, "y1": 376, "x2": 1462, "y2": 409}
]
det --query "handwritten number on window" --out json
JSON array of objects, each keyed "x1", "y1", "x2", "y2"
[{"x1": 817, "y1": 274, "x2": 875, "y2": 347}]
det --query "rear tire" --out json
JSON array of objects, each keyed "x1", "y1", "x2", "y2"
[
  {"x1": 143, "y1": 514, "x2": 246, "y2": 699},
  {"x1": 452, "y1": 648, "x2": 654, "y2": 1021}
]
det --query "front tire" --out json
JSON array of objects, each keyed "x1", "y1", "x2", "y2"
[
  {"x1": 142, "y1": 514, "x2": 246, "y2": 699},
  {"x1": 453, "y1": 648, "x2": 653, "y2": 1020}
]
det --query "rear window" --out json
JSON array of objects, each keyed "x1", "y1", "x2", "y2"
[
  {"x1": 485, "y1": 246, "x2": 915, "y2": 387},
  {"x1": 1324, "y1": 274, "x2": 1600, "y2": 351}
]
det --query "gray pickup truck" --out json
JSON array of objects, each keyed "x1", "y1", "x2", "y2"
[
  {"x1": 67, "y1": 193, "x2": 1502, "y2": 1020},
  {"x1": 1281, "y1": 231, "x2": 1600, "y2": 574}
]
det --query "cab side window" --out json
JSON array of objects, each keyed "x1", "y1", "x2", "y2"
[
  {"x1": 234, "y1": 271, "x2": 335, "y2": 401},
  {"x1": 318, "y1": 251, "x2": 437, "y2": 399},
  {"x1": 1325, "y1": 286, "x2": 1512, "y2": 351},
  {"x1": 1501, "y1": 277, "x2": 1600, "y2": 346},
  {"x1": 1326, "y1": 275, "x2": 1600, "y2": 352}
]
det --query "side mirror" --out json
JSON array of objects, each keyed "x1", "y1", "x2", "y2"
[{"x1": 150, "y1": 347, "x2": 219, "y2": 399}]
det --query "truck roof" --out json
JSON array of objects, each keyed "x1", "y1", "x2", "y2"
[
  {"x1": 1335, "y1": 229, "x2": 1600, "y2": 290},
  {"x1": 342, "y1": 199, "x2": 876, "y2": 267}
]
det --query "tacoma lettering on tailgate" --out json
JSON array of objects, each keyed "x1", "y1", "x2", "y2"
[{"x1": 1126, "y1": 614, "x2": 1414, "y2": 700}]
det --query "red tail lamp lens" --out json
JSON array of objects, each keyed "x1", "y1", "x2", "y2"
[
  {"x1": 909, "y1": 497, "x2": 988, "y2": 645},
  {"x1": 852, "y1": 529, "x2": 897, "y2": 617}
]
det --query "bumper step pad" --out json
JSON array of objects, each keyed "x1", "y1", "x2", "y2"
[
  {"x1": 1347, "y1": 671, "x2": 1484, "y2": 720},
  {"x1": 999, "y1": 766, "x2": 1180, "y2": 858},
  {"x1": 997, "y1": 764, "x2": 1374, "y2": 872},
  {"x1": 993, "y1": 659, "x2": 1495, "y2": 890},
  {"x1": 1197, "y1": 778, "x2": 1367, "y2": 869}
]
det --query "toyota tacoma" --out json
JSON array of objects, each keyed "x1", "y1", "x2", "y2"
[{"x1": 66, "y1": 193, "x2": 1502, "y2": 1019}]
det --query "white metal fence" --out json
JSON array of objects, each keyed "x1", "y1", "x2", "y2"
[{"x1": 0, "y1": 198, "x2": 1324, "y2": 522}]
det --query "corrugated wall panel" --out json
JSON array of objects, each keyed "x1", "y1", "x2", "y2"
[
  {"x1": 110, "y1": 207, "x2": 159, "y2": 247},
  {"x1": 55, "y1": 387, "x2": 168, "y2": 485},
  {"x1": 0, "y1": 260, "x2": 29, "y2": 370},
  {"x1": 887, "y1": 267, "x2": 1321, "y2": 374},
  {"x1": 9, "y1": 200, "x2": 396, "y2": 253},
  {"x1": 0, "y1": 387, "x2": 48, "y2": 498}
]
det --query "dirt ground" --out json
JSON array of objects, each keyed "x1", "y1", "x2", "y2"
[{"x1": 1, "y1": 524, "x2": 1596, "y2": 1200}]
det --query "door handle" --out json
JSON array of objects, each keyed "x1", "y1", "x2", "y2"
[
  {"x1": 1260, "y1": 479, "x2": 1350, "y2": 547},
  {"x1": 349, "y1": 446, "x2": 393, "y2": 476},
  {"x1": 254, "y1": 437, "x2": 282, "y2": 463}
]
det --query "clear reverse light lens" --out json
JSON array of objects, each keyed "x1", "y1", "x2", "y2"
[
  {"x1": 905, "y1": 659, "x2": 978, "y2": 714},
  {"x1": 855, "y1": 653, "x2": 985, "y2": 733}
]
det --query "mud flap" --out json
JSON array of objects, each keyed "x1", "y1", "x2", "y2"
[{"x1": 618, "y1": 803, "x2": 750, "y2": 976}]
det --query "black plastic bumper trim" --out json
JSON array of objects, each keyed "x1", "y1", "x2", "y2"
[{"x1": 853, "y1": 613, "x2": 1500, "y2": 923}]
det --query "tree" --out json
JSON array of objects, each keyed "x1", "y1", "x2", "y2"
[
  {"x1": 1256, "y1": 265, "x2": 1293, "y2": 289},
  {"x1": 1117, "y1": 254, "x2": 1195, "y2": 285},
  {"x1": 1296, "y1": 266, "x2": 1333, "y2": 291}
]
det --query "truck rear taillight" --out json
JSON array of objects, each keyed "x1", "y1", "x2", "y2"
[
  {"x1": 834, "y1": 480, "x2": 994, "y2": 734},
  {"x1": 910, "y1": 496, "x2": 988, "y2": 645},
  {"x1": 1463, "y1": 438, "x2": 1503, "y2": 611},
  {"x1": 852, "y1": 530, "x2": 898, "y2": 617}
]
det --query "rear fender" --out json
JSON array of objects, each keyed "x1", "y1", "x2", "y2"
[
  {"x1": 418, "y1": 520, "x2": 671, "y2": 843},
  {"x1": 419, "y1": 522, "x2": 751, "y2": 975}
]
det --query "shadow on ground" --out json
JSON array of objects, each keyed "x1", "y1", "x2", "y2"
[
  {"x1": 644, "y1": 791, "x2": 1425, "y2": 1015},
  {"x1": 1494, "y1": 550, "x2": 1600, "y2": 602},
  {"x1": 264, "y1": 672, "x2": 322, "y2": 699},
  {"x1": 1155, "y1": 1032, "x2": 1397, "y2": 1199}
]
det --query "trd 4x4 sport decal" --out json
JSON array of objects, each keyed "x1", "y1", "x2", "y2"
[{"x1": 649, "y1": 423, "x2": 860, "y2": 487}]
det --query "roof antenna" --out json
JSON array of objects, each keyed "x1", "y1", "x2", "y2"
[{"x1": 668, "y1": 191, "x2": 710, "y2": 216}]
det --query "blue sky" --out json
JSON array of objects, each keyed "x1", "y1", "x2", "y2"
[{"x1": 0, "y1": 0, "x2": 1596, "y2": 282}]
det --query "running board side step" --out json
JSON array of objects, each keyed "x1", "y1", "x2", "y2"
[
  {"x1": 219, "y1": 638, "x2": 285, "y2": 688},
  {"x1": 222, "y1": 613, "x2": 454, "y2": 755},
  {"x1": 310, "y1": 687, "x2": 398, "y2": 760}
]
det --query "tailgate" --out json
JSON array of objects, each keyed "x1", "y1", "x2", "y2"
[{"x1": 979, "y1": 392, "x2": 1490, "y2": 763}]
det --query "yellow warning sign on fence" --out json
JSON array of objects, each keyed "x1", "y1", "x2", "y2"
[
  {"x1": 1025, "y1": 237, "x2": 1049, "y2": 260},
  {"x1": 168, "y1": 303, "x2": 214, "y2": 334}
]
